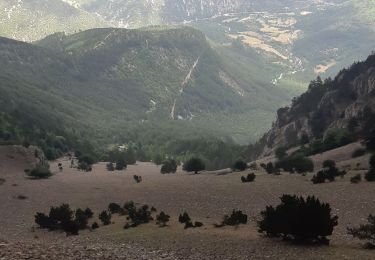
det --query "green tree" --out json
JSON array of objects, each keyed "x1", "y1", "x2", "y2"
[
  {"x1": 183, "y1": 157, "x2": 205, "y2": 174},
  {"x1": 160, "y1": 159, "x2": 178, "y2": 174}
]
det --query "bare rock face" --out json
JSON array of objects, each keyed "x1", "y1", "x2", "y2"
[{"x1": 259, "y1": 53, "x2": 375, "y2": 156}]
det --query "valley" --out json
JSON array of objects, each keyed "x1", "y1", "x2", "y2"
[{"x1": 0, "y1": 143, "x2": 374, "y2": 259}]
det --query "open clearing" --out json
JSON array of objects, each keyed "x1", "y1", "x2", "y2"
[{"x1": 0, "y1": 145, "x2": 375, "y2": 259}]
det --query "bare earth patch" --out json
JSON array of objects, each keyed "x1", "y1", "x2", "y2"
[{"x1": 0, "y1": 145, "x2": 374, "y2": 259}]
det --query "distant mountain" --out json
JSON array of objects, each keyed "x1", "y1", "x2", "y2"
[
  {"x1": 0, "y1": 0, "x2": 109, "y2": 41},
  {"x1": 258, "y1": 53, "x2": 375, "y2": 156},
  {"x1": 0, "y1": 27, "x2": 288, "y2": 154}
]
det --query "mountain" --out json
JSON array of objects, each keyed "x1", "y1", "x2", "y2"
[
  {"x1": 0, "y1": 0, "x2": 109, "y2": 42},
  {"x1": 60, "y1": 0, "x2": 375, "y2": 96},
  {"x1": 257, "y1": 53, "x2": 375, "y2": 156},
  {"x1": 0, "y1": 27, "x2": 289, "y2": 165}
]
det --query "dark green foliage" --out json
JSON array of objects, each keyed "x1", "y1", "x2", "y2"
[
  {"x1": 156, "y1": 211, "x2": 170, "y2": 227},
  {"x1": 216, "y1": 210, "x2": 248, "y2": 227},
  {"x1": 275, "y1": 155, "x2": 314, "y2": 173},
  {"x1": 350, "y1": 174, "x2": 362, "y2": 184},
  {"x1": 178, "y1": 212, "x2": 194, "y2": 229},
  {"x1": 115, "y1": 159, "x2": 127, "y2": 171},
  {"x1": 183, "y1": 157, "x2": 205, "y2": 174},
  {"x1": 311, "y1": 161, "x2": 346, "y2": 184},
  {"x1": 26, "y1": 163, "x2": 52, "y2": 179},
  {"x1": 125, "y1": 204, "x2": 153, "y2": 228},
  {"x1": 241, "y1": 173, "x2": 256, "y2": 183},
  {"x1": 258, "y1": 195, "x2": 338, "y2": 244},
  {"x1": 133, "y1": 175, "x2": 142, "y2": 183},
  {"x1": 77, "y1": 161, "x2": 92, "y2": 172},
  {"x1": 348, "y1": 215, "x2": 375, "y2": 248},
  {"x1": 322, "y1": 160, "x2": 336, "y2": 169},
  {"x1": 160, "y1": 159, "x2": 178, "y2": 174},
  {"x1": 275, "y1": 147, "x2": 287, "y2": 160},
  {"x1": 352, "y1": 148, "x2": 366, "y2": 158},
  {"x1": 34, "y1": 204, "x2": 86, "y2": 236},
  {"x1": 99, "y1": 210, "x2": 111, "y2": 225},
  {"x1": 106, "y1": 162, "x2": 115, "y2": 171},
  {"x1": 232, "y1": 160, "x2": 247, "y2": 171},
  {"x1": 75, "y1": 208, "x2": 89, "y2": 229},
  {"x1": 108, "y1": 203, "x2": 122, "y2": 214},
  {"x1": 194, "y1": 221, "x2": 203, "y2": 227},
  {"x1": 78, "y1": 155, "x2": 95, "y2": 166},
  {"x1": 84, "y1": 208, "x2": 94, "y2": 219},
  {"x1": 365, "y1": 154, "x2": 375, "y2": 181},
  {"x1": 91, "y1": 222, "x2": 99, "y2": 230}
]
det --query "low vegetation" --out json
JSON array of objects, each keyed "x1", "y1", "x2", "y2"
[
  {"x1": 178, "y1": 212, "x2": 203, "y2": 229},
  {"x1": 258, "y1": 195, "x2": 338, "y2": 245},
  {"x1": 241, "y1": 173, "x2": 256, "y2": 183},
  {"x1": 348, "y1": 215, "x2": 375, "y2": 249},
  {"x1": 133, "y1": 175, "x2": 142, "y2": 183},
  {"x1": 156, "y1": 211, "x2": 170, "y2": 227},
  {"x1": 350, "y1": 174, "x2": 362, "y2": 184},
  {"x1": 275, "y1": 154, "x2": 314, "y2": 174},
  {"x1": 160, "y1": 159, "x2": 178, "y2": 174},
  {"x1": 311, "y1": 160, "x2": 346, "y2": 184},
  {"x1": 26, "y1": 163, "x2": 52, "y2": 179},
  {"x1": 99, "y1": 210, "x2": 112, "y2": 225},
  {"x1": 232, "y1": 160, "x2": 247, "y2": 172},
  {"x1": 35, "y1": 204, "x2": 94, "y2": 236},
  {"x1": 183, "y1": 157, "x2": 205, "y2": 174},
  {"x1": 215, "y1": 210, "x2": 248, "y2": 227}
]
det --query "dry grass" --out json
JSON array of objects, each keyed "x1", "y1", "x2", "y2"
[{"x1": 0, "y1": 145, "x2": 374, "y2": 259}]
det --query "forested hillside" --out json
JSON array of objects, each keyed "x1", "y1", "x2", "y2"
[{"x1": 0, "y1": 27, "x2": 288, "y2": 169}]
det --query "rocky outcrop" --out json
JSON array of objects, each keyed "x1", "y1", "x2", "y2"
[{"x1": 260, "y1": 53, "x2": 375, "y2": 156}]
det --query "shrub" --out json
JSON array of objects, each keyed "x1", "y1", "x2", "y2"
[
  {"x1": 78, "y1": 161, "x2": 92, "y2": 172},
  {"x1": 365, "y1": 154, "x2": 375, "y2": 182},
  {"x1": 133, "y1": 175, "x2": 142, "y2": 183},
  {"x1": 348, "y1": 215, "x2": 375, "y2": 249},
  {"x1": 84, "y1": 208, "x2": 94, "y2": 219},
  {"x1": 160, "y1": 159, "x2": 178, "y2": 174},
  {"x1": 183, "y1": 157, "x2": 205, "y2": 174},
  {"x1": 311, "y1": 166, "x2": 346, "y2": 184},
  {"x1": 75, "y1": 208, "x2": 89, "y2": 229},
  {"x1": 275, "y1": 155, "x2": 314, "y2": 173},
  {"x1": 27, "y1": 164, "x2": 52, "y2": 179},
  {"x1": 350, "y1": 174, "x2": 362, "y2": 184},
  {"x1": 99, "y1": 210, "x2": 111, "y2": 225},
  {"x1": 311, "y1": 171, "x2": 327, "y2": 184},
  {"x1": 241, "y1": 173, "x2": 256, "y2": 183},
  {"x1": 115, "y1": 159, "x2": 127, "y2": 171},
  {"x1": 178, "y1": 212, "x2": 194, "y2": 229},
  {"x1": 258, "y1": 195, "x2": 338, "y2": 244},
  {"x1": 322, "y1": 160, "x2": 336, "y2": 169},
  {"x1": 106, "y1": 162, "x2": 115, "y2": 171},
  {"x1": 126, "y1": 204, "x2": 153, "y2": 227},
  {"x1": 194, "y1": 221, "x2": 203, "y2": 227},
  {"x1": 34, "y1": 204, "x2": 82, "y2": 236},
  {"x1": 216, "y1": 210, "x2": 248, "y2": 227},
  {"x1": 91, "y1": 222, "x2": 99, "y2": 230},
  {"x1": 352, "y1": 148, "x2": 366, "y2": 158},
  {"x1": 156, "y1": 211, "x2": 170, "y2": 227},
  {"x1": 108, "y1": 203, "x2": 122, "y2": 214},
  {"x1": 232, "y1": 160, "x2": 247, "y2": 171}
]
